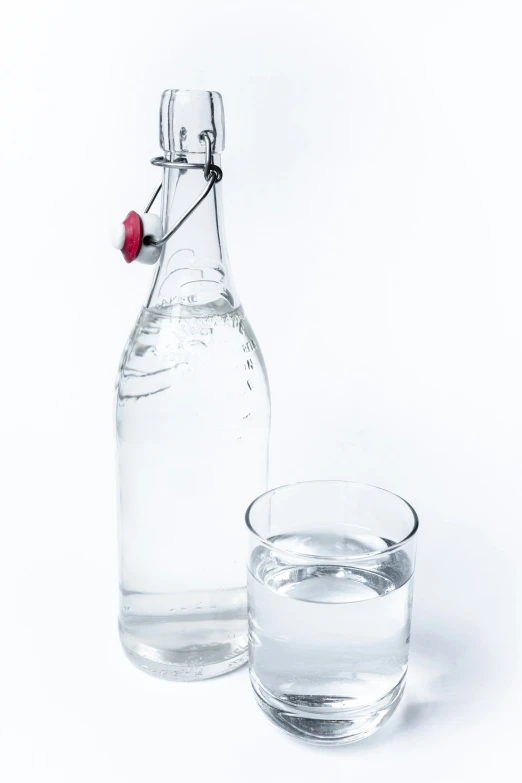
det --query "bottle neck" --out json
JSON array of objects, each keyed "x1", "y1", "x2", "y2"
[{"x1": 146, "y1": 154, "x2": 238, "y2": 314}]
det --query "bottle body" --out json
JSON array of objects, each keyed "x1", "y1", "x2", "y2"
[{"x1": 117, "y1": 301, "x2": 269, "y2": 679}]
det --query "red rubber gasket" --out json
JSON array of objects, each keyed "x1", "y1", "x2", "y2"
[{"x1": 122, "y1": 211, "x2": 144, "y2": 263}]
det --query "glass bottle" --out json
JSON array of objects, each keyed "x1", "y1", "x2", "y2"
[{"x1": 116, "y1": 90, "x2": 270, "y2": 680}]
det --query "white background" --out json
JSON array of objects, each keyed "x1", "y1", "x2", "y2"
[{"x1": 1, "y1": 1, "x2": 521, "y2": 780}]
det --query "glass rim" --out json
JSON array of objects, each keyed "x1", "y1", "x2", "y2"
[{"x1": 245, "y1": 480, "x2": 419, "y2": 562}]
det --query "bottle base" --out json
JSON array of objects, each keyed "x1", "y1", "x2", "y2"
[
  {"x1": 119, "y1": 623, "x2": 248, "y2": 681},
  {"x1": 250, "y1": 672, "x2": 406, "y2": 745}
]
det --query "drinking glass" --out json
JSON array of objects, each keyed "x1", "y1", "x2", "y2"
[{"x1": 246, "y1": 481, "x2": 418, "y2": 744}]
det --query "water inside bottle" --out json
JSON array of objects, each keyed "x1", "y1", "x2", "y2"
[{"x1": 117, "y1": 302, "x2": 269, "y2": 679}]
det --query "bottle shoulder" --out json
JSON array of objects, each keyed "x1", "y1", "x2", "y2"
[{"x1": 116, "y1": 304, "x2": 269, "y2": 404}]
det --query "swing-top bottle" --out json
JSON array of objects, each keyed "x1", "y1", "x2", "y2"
[{"x1": 115, "y1": 89, "x2": 270, "y2": 680}]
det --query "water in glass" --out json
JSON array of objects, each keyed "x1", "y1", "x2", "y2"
[{"x1": 248, "y1": 529, "x2": 414, "y2": 742}]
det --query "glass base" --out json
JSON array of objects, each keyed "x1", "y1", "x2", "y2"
[
  {"x1": 251, "y1": 673, "x2": 406, "y2": 745},
  {"x1": 119, "y1": 624, "x2": 248, "y2": 681}
]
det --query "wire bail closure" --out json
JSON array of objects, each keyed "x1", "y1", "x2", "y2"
[{"x1": 144, "y1": 130, "x2": 222, "y2": 248}]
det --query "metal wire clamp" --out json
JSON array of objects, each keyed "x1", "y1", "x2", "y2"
[{"x1": 143, "y1": 130, "x2": 222, "y2": 248}]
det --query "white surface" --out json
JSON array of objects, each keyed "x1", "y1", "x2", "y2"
[{"x1": 1, "y1": 1, "x2": 520, "y2": 781}]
